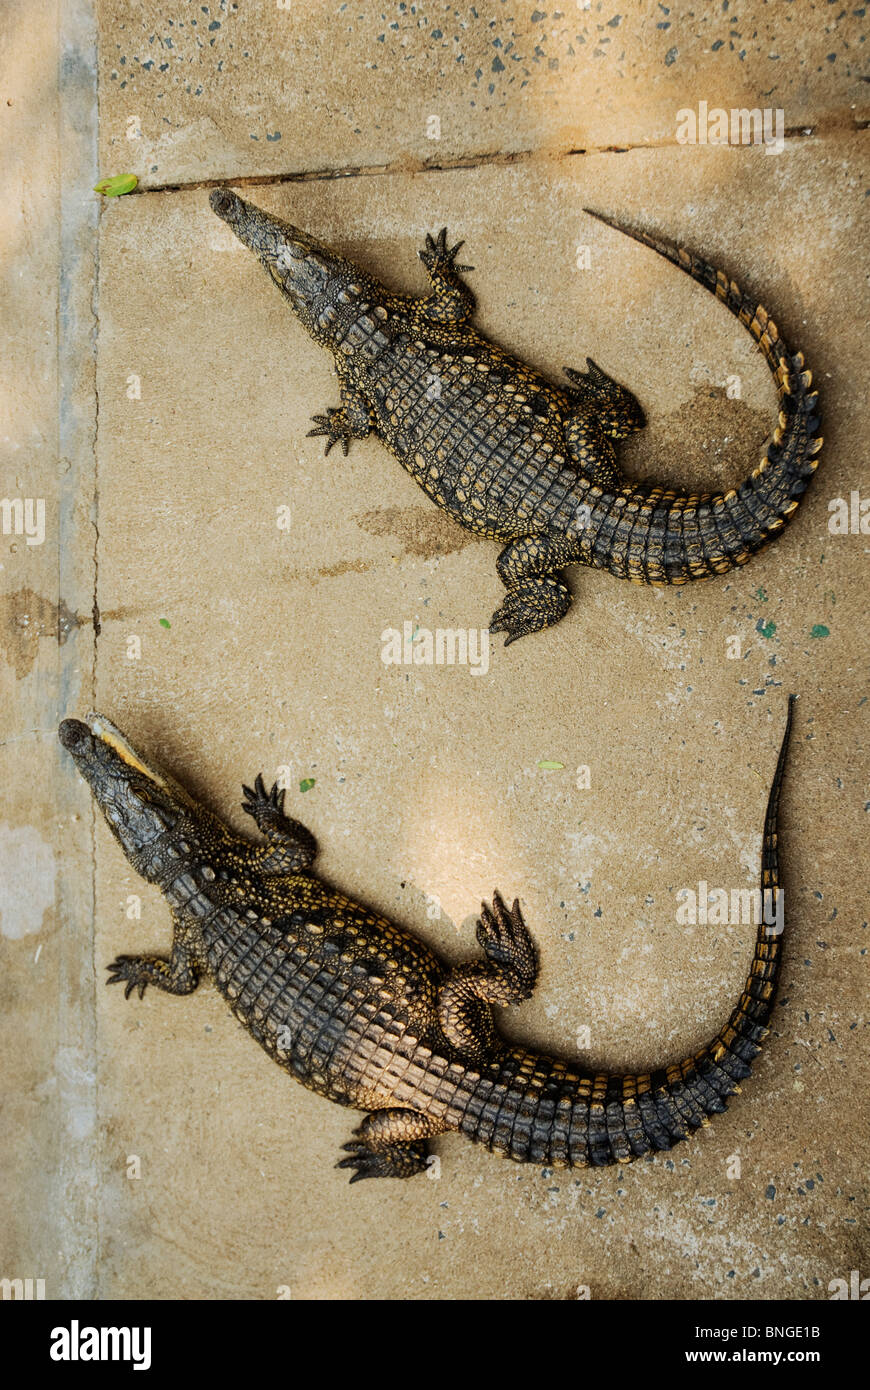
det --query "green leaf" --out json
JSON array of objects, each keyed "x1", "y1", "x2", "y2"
[
  {"x1": 537, "y1": 759, "x2": 565, "y2": 770},
  {"x1": 93, "y1": 173, "x2": 138, "y2": 198},
  {"x1": 810, "y1": 624, "x2": 830, "y2": 639},
  {"x1": 158, "y1": 617, "x2": 171, "y2": 629},
  {"x1": 299, "y1": 777, "x2": 316, "y2": 793}
]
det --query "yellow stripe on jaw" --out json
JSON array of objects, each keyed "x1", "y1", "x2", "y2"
[{"x1": 87, "y1": 714, "x2": 168, "y2": 787}]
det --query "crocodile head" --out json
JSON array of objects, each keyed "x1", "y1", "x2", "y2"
[
  {"x1": 59, "y1": 714, "x2": 200, "y2": 874},
  {"x1": 209, "y1": 188, "x2": 368, "y2": 346}
]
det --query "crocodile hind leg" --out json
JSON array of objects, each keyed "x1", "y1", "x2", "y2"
[
  {"x1": 438, "y1": 893, "x2": 539, "y2": 1060},
  {"x1": 241, "y1": 774, "x2": 317, "y2": 873},
  {"x1": 562, "y1": 412, "x2": 626, "y2": 489},
  {"x1": 562, "y1": 358, "x2": 646, "y2": 441},
  {"x1": 471, "y1": 893, "x2": 538, "y2": 1002},
  {"x1": 337, "y1": 1109, "x2": 448, "y2": 1182},
  {"x1": 107, "y1": 915, "x2": 201, "y2": 1000},
  {"x1": 490, "y1": 536, "x2": 580, "y2": 645}
]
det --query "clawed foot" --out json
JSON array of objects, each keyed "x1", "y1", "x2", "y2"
[
  {"x1": 563, "y1": 358, "x2": 646, "y2": 438},
  {"x1": 242, "y1": 773, "x2": 287, "y2": 835},
  {"x1": 477, "y1": 892, "x2": 537, "y2": 1000},
  {"x1": 307, "y1": 409, "x2": 353, "y2": 457},
  {"x1": 242, "y1": 772, "x2": 316, "y2": 870},
  {"x1": 106, "y1": 955, "x2": 157, "y2": 1000},
  {"x1": 489, "y1": 576, "x2": 572, "y2": 646},
  {"x1": 336, "y1": 1132, "x2": 429, "y2": 1183},
  {"x1": 418, "y1": 227, "x2": 473, "y2": 276}
]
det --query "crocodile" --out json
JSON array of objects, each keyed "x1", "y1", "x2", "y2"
[
  {"x1": 210, "y1": 189, "x2": 821, "y2": 645},
  {"x1": 59, "y1": 698, "x2": 794, "y2": 1180}
]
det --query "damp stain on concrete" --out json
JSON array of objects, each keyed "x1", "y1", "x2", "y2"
[
  {"x1": 282, "y1": 557, "x2": 378, "y2": 586},
  {"x1": 0, "y1": 823, "x2": 55, "y2": 939},
  {"x1": 0, "y1": 588, "x2": 85, "y2": 679},
  {"x1": 621, "y1": 387, "x2": 771, "y2": 492},
  {"x1": 354, "y1": 505, "x2": 475, "y2": 560}
]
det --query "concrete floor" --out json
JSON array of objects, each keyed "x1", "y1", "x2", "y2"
[{"x1": 1, "y1": 0, "x2": 867, "y2": 1300}]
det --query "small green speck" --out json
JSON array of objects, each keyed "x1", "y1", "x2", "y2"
[
  {"x1": 93, "y1": 173, "x2": 138, "y2": 197},
  {"x1": 299, "y1": 778, "x2": 316, "y2": 793},
  {"x1": 537, "y1": 759, "x2": 565, "y2": 770},
  {"x1": 158, "y1": 617, "x2": 171, "y2": 629},
  {"x1": 755, "y1": 587, "x2": 768, "y2": 602},
  {"x1": 810, "y1": 624, "x2": 829, "y2": 639},
  {"x1": 756, "y1": 619, "x2": 776, "y2": 639}
]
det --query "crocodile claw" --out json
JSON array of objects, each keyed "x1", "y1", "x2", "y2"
[
  {"x1": 476, "y1": 891, "x2": 537, "y2": 999},
  {"x1": 418, "y1": 226, "x2": 474, "y2": 275},
  {"x1": 241, "y1": 772, "x2": 316, "y2": 868},
  {"x1": 489, "y1": 576, "x2": 572, "y2": 646},
  {"x1": 488, "y1": 593, "x2": 541, "y2": 647},
  {"x1": 336, "y1": 1141, "x2": 389, "y2": 1184},
  {"x1": 336, "y1": 1137, "x2": 429, "y2": 1182},
  {"x1": 242, "y1": 773, "x2": 286, "y2": 822},
  {"x1": 106, "y1": 955, "x2": 150, "y2": 1000},
  {"x1": 307, "y1": 410, "x2": 352, "y2": 457}
]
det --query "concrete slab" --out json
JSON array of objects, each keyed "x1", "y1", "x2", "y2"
[
  {"x1": 87, "y1": 138, "x2": 868, "y2": 1298},
  {"x1": 96, "y1": 1, "x2": 868, "y2": 187},
  {"x1": 0, "y1": 0, "x2": 100, "y2": 1299},
  {"x1": 4, "y1": 0, "x2": 866, "y2": 1305}
]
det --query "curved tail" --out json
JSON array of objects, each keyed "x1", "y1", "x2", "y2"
[
  {"x1": 458, "y1": 696, "x2": 796, "y2": 1167},
  {"x1": 577, "y1": 211, "x2": 822, "y2": 585}
]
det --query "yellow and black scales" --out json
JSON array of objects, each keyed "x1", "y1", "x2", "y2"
[
  {"x1": 210, "y1": 190, "x2": 822, "y2": 645},
  {"x1": 59, "y1": 701, "x2": 794, "y2": 1181}
]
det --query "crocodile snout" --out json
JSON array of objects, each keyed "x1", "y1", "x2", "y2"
[
  {"x1": 209, "y1": 187, "x2": 242, "y2": 223},
  {"x1": 58, "y1": 718, "x2": 92, "y2": 754}
]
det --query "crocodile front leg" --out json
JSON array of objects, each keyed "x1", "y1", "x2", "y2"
[
  {"x1": 337, "y1": 1109, "x2": 448, "y2": 1182},
  {"x1": 107, "y1": 917, "x2": 201, "y2": 1000},
  {"x1": 438, "y1": 893, "x2": 538, "y2": 1060},
  {"x1": 241, "y1": 774, "x2": 317, "y2": 873},
  {"x1": 417, "y1": 226, "x2": 475, "y2": 325},
  {"x1": 490, "y1": 535, "x2": 580, "y2": 645},
  {"x1": 307, "y1": 381, "x2": 375, "y2": 456}
]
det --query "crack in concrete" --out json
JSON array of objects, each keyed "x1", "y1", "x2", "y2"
[
  {"x1": 0, "y1": 729, "x2": 61, "y2": 748},
  {"x1": 123, "y1": 124, "x2": 842, "y2": 198}
]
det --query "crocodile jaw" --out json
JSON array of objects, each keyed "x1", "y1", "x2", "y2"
[
  {"x1": 60, "y1": 713, "x2": 171, "y2": 784},
  {"x1": 209, "y1": 188, "x2": 360, "y2": 342},
  {"x1": 59, "y1": 714, "x2": 192, "y2": 864}
]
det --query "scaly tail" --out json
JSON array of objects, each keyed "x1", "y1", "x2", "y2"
[
  {"x1": 579, "y1": 210, "x2": 822, "y2": 585},
  {"x1": 636, "y1": 691, "x2": 796, "y2": 1154},
  {"x1": 457, "y1": 697, "x2": 796, "y2": 1167}
]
